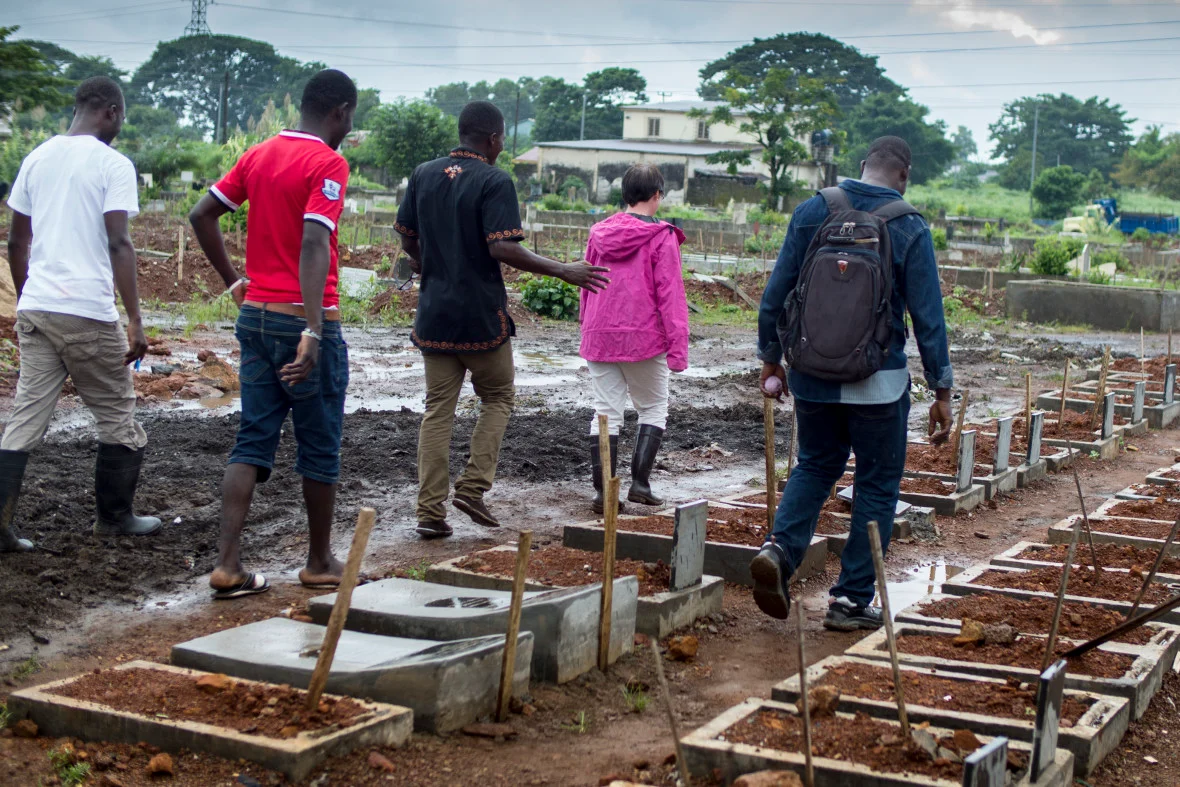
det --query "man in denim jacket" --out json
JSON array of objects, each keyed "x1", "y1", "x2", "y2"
[{"x1": 750, "y1": 136, "x2": 955, "y2": 631}]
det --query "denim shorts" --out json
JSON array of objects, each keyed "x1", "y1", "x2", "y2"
[{"x1": 229, "y1": 306, "x2": 349, "y2": 484}]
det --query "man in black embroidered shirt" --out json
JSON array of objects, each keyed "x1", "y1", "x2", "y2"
[{"x1": 397, "y1": 101, "x2": 609, "y2": 538}]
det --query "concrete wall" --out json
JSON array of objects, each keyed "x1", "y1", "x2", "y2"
[
  {"x1": 1007, "y1": 280, "x2": 1180, "y2": 331},
  {"x1": 939, "y1": 265, "x2": 1072, "y2": 290},
  {"x1": 622, "y1": 109, "x2": 754, "y2": 145}
]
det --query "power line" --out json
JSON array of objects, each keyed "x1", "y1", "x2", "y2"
[{"x1": 9, "y1": 0, "x2": 176, "y2": 25}]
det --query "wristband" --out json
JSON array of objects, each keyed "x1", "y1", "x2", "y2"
[
  {"x1": 228, "y1": 277, "x2": 247, "y2": 293},
  {"x1": 302, "y1": 328, "x2": 322, "y2": 341}
]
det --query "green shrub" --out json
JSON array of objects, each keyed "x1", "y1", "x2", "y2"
[
  {"x1": 1031, "y1": 236, "x2": 1084, "y2": 276},
  {"x1": 749, "y1": 206, "x2": 788, "y2": 227},
  {"x1": 931, "y1": 227, "x2": 948, "y2": 251},
  {"x1": 1092, "y1": 247, "x2": 1130, "y2": 272},
  {"x1": 559, "y1": 175, "x2": 588, "y2": 195},
  {"x1": 745, "y1": 228, "x2": 786, "y2": 255},
  {"x1": 539, "y1": 193, "x2": 572, "y2": 211},
  {"x1": 1131, "y1": 226, "x2": 1153, "y2": 243},
  {"x1": 608, "y1": 187, "x2": 623, "y2": 207},
  {"x1": 981, "y1": 222, "x2": 997, "y2": 243},
  {"x1": 1086, "y1": 269, "x2": 1113, "y2": 285},
  {"x1": 520, "y1": 273, "x2": 580, "y2": 320}
]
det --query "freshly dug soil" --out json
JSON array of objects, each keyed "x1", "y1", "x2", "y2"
[
  {"x1": 971, "y1": 566, "x2": 1171, "y2": 605},
  {"x1": 1108, "y1": 498, "x2": 1180, "y2": 521},
  {"x1": 897, "y1": 632, "x2": 1134, "y2": 678},
  {"x1": 731, "y1": 491, "x2": 781, "y2": 506},
  {"x1": 904, "y1": 444, "x2": 988, "y2": 476},
  {"x1": 456, "y1": 546, "x2": 671, "y2": 596},
  {"x1": 611, "y1": 514, "x2": 766, "y2": 547},
  {"x1": 721, "y1": 709, "x2": 1010, "y2": 783},
  {"x1": 815, "y1": 661, "x2": 1091, "y2": 724},
  {"x1": 1015, "y1": 543, "x2": 1180, "y2": 575},
  {"x1": 815, "y1": 512, "x2": 850, "y2": 536},
  {"x1": 1091, "y1": 517, "x2": 1179, "y2": 539},
  {"x1": 917, "y1": 594, "x2": 1156, "y2": 645},
  {"x1": 1158, "y1": 470, "x2": 1180, "y2": 481},
  {"x1": 1044, "y1": 410, "x2": 1105, "y2": 440},
  {"x1": 900, "y1": 477, "x2": 956, "y2": 495},
  {"x1": 1112, "y1": 356, "x2": 1175, "y2": 378},
  {"x1": 51, "y1": 667, "x2": 368, "y2": 738},
  {"x1": 1123, "y1": 483, "x2": 1178, "y2": 498}
]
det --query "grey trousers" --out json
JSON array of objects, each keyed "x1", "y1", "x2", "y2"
[{"x1": 1, "y1": 310, "x2": 147, "y2": 453}]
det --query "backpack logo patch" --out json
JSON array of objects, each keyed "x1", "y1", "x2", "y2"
[
  {"x1": 837, "y1": 259, "x2": 848, "y2": 274},
  {"x1": 321, "y1": 178, "x2": 342, "y2": 201}
]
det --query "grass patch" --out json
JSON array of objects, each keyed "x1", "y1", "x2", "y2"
[
  {"x1": 47, "y1": 748, "x2": 90, "y2": 787},
  {"x1": 13, "y1": 656, "x2": 40, "y2": 681},
  {"x1": 400, "y1": 560, "x2": 432, "y2": 581},
  {"x1": 0, "y1": 701, "x2": 12, "y2": 729},
  {"x1": 561, "y1": 710, "x2": 590, "y2": 734},
  {"x1": 690, "y1": 303, "x2": 757, "y2": 327},
  {"x1": 622, "y1": 685, "x2": 650, "y2": 713}
]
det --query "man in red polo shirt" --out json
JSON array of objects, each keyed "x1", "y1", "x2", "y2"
[{"x1": 189, "y1": 69, "x2": 357, "y2": 599}]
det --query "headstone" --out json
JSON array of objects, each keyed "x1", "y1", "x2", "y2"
[
  {"x1": 670, "y1": 500, "x2": 707, "y2": 592},
  {"x1": 140, "y1": 173, "x2": 154, "y2": 188},
  {"x1": 180, "y1": 170, "x2": 194, "y2": 184},
  {"x1": 337, "y1": 266, "x2": 377, "y2": 296},
  {"x1": 1031, "y1": 659, "x2": 1067, "y2": 782},
  {"x1": 956, "y1": 430, "x2": 976, "y2": 493},
  {"x1": 1167, "y1": 365, "x2": 1177, "y2": 406},
  {"x1": 1133, "y1": 381, "x2": 1146, "y2": 424},
  {"x1": 994, "y1": 417, "x2": 1013, "y2": 472},
  {"x1": 1027, "y1": 412, "x2": 1044, "y2": 465},
  {"x1": 962, "y1": 737, "x2": 1008, "y2": 787},
  {"x1": 1102, "y1": 392, "x2": 1116, "y2": 440},
  {"x1": 395, "y1": 257, "x2": 414, "y2": 282}
]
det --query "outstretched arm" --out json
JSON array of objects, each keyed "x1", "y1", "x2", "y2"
[{"x1": 489, "y1": 240, "x2": 610, "y2": 292}]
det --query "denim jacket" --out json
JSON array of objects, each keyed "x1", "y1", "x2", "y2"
[{"x1": 757, "y1": 179, "x2": 953, "y2": 404}]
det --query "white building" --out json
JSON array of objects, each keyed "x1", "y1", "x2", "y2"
[{"x1": 519, "y1": 100, "x2": 827, "y2": 206}]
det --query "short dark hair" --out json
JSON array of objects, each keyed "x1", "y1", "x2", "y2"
[
  {"x1": 75, "y1": 76, "x2": 124, "y2": 112},
  {"x1": 865, "y1": 136, "x2": 912, "y2": 171},
  {"x1": 458, "y1": 100, "x2": 504, "y2": 140},
  {"x1": 622, "y1": 163, "x2": 664, "y2": 206},
  {"x1": 301, "y1": 69, "x2": 358, "y2": 118}
]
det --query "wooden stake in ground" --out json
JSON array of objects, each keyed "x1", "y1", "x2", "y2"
[
  {"x1": 786, "y1": 407, "x2": 796, "y2": 480},
  {"x1": 867, "y1": 521, "x2": 909, "y2": 738},
  {"x1": 305, "y1": 507, "x2": 376, "y2": 710},
  {"x1": 1089, "y1": 346, "x2": 1112, "y2": 431},
  {"x1": 598, "y1": 416, "x2": 618, "y2": 672},
  {"x1": 1042, "y1": 518, "x2": 1080, "y2": 672},
  {"x1": 650, "y1": 639, "x2": 691, "y2": 787},
  {"x1": 1128, "y1": 516, "x2": 1180, "y2": 620},
  {"x1": 764, "y1": 397, "x2": 776, "y2": 529},
  {"x1": 794, "y1": 603, "x2": 815, "y2": 787},
  {"x1": 496, "y1": 530, "x2": 532, "y2": 722},
  {"x1": 1170, "y1": 329, "x2": 1174, "y2": 365},
  {"x1": 949, "y1": 389, "x2": 971, "y2": 461},
  {"x1": 1065, "y1": 438, "x2": 1102, "y2": 574},
  {"x1": 177, "y1": 226, "x2": 185, "y2": 282},
  {"x1": 1058, "y1": 359, "x2": 1071, "y2": 428}
]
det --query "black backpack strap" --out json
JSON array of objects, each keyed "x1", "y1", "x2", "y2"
[
  {"x1": 819, "y1": 186, "x2": 852, "y2": 214},
  {"x1": 872, "y1": 199, "x2": 921, "y2": 223}
]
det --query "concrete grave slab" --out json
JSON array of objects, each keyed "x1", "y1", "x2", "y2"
[
  {"x1": 905, "y1": 468, "x2": 1017, "y2": 502},
  {"x1": 991, "y1": 541, "x2": 1180, "y2": 586},
  {"x1": 769, "y1": 654, "x2": 1128, "y2": 778},
  {"x1": 670, "y1": 500, "x2": 707, "y2": 591},
  {"x1": 6, "y1": 661, "x2": 412, "y2": 783},
  {"x1": 817, "y1": 511, "x2": 913, "y2": 557},
  {"x1": 680, "y1": 698, "x2": 1074, "y2": 787},
  {"x1": 1094, "y1": 497, "x2": 1176, "y2": 521},
  {"x1": 1114, "y1": 484, "x2": 1168, "y2": 500},
  {"x1": 170, "y1": 618, "x2": 532, "y2": 733},
  {"x1": 1145, "y1": 401, "x2": 1180, "y2": 430},
  {"x1": 844, "y1": 622, "x2": 1168, "y2": 720},
  {"x1": 1017, "y1": 458, "x2": 1049, "y2": 488},
  {"x1": 1048, "y1": 513, "x2": 1180, "y2": 557},
  {"x1": 308, "y1": 579, "x2": 618, "y2": 684},
  {"x1": 1043, "y1": 432, "x2": 1119, "y2": 462},
  {"x1": 1145, "y1": 464, "x2": 1180, "y2": 485},
  {"x1": 899, "y1": 481, "x2": 985, "y2": 516}
]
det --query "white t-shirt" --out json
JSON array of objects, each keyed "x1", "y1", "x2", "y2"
[{"x1": 7, "y1": 135, "x2": 140, "y2": 322}]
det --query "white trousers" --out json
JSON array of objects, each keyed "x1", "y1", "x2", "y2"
[{"x1": 587, "y1": 355, "x2": 670, "y2": 436}]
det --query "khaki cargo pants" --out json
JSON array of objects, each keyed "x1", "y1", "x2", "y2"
[{"x1": 1, "y1": 310, "x2": 147, "y2": 453}]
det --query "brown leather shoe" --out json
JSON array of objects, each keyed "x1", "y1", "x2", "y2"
[
  {"x1": 453, "y1": 495, "x2": 501, "y2": 528},
  {"x1": 415, "y1": 520, "x2": 453, "y2": 539}
]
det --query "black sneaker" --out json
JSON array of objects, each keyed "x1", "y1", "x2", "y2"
[
  {"x1": 823, "y1": 597, "x2": 884, "y2": 631},
  {"x1": 749, "y1": 541, "x2": 792, "y2": 620}
]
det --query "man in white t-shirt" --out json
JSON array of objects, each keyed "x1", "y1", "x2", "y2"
[{"x1": 1, "y1": 76, "x2": 162, "y2": 552}]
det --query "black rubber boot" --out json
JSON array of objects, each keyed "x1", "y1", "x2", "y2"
[
  {"x1": 590, "y1": 435, "x2": 624, "y2": 515},
  {"x1": 0, "y1": 449, "x2": 33, "y2": 552},
  {"x1": 93, "y1": 444, "x2": 163, "y2": 536},
  {"x1": 627, "y1": 424, "x2": 665, "y2": 506}
]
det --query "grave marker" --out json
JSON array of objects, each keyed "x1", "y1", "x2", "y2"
[
  {"x1": 994, "y1": 417, "x2": 1013, "y2": 472},
  {"x1": 1133, "y1": 381, "x2": 1146, "y2": 425},
  {"x1": 395, "y1": 257, "x2": 414, "y2": 282},
  {"x1": 1026, "y1": 412, "x2": 1044, "y2": 466},
  {"x1": 962, "y1": 737, "x2": 1008, "y2": 787},
  {"x1": 1101, "y1": 391, "x2": 1116, "y2": 440},
  {"x1": 1167, "y1": 364, "x2": 1177, "y2": 406},
  {"x1": 1031, "y1": 660, "x2": 1067, "y2": 782},
  {"x1": 956, "y1": 430, "x2": 976, "y2": 493},
  {"x1": 670, "y1": 500, "x2": 707, "y2": 592}
]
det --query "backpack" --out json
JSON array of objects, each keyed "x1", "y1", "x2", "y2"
[{"x1": 777, "y1": 187, "x2": 920, "y2": 383}]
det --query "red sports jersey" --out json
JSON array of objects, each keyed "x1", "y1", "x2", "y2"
[{"x1": 211, "y1": 130, "x2": 349, "y2": 308}]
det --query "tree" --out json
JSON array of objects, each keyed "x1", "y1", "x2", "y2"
[
  {"x1": 354, "y1": 88, "x2": 381, "y2": 130},
  {"x1": 0, "y1": 27, "x2": 70, "y2": 116},
  {"x1": 699, "y1": 33, "x2": 899, "y2": 110},
  {"x1": 1114, "y1": 126, "x2": 1180, "y2": 199},
  {"x1": 836, "y1": 93, "x2": 955, "y2": 185},
  {"x1": 989, "y1": 94, "x2": 1133, "y2": 181},
  {"x1": 427, "y1": 78, "x2": 539, "y2": 126},
  {"x1": 131, "y1": 35, "x2": 324, "y2": 136},
  {"x1": 691, "y1": 68, "x2": 838, "y2": 208},
  {"x1": 951, "y1": 125, "x2": 977, "y2": 164},
  {"x1": 533, "y1": 70, "x2": 646, "y2": 142},
  {"x1": 1031, "y1": 165, "x2": 1086, "y2": 219},
  {"x1": 351, "y1": 100, "x2": 458, "y2": 183},
  {"x1": 1084, "y1": 168, "x2": 1108, "y2": 200}
]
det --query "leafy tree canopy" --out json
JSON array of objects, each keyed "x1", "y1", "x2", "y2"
[
  {"x1": 1114, "y1": 126, "x2": 1180, "y2": 200},
  {"x1": 0, "y1": 27, "x2": 71, "y2": 116},
  {"x1": 1031, "y1": 164, "x2": 1086, "y2": 219},
  {"x1": 989, "y1": 93, "x2": 1133, "y2": 181},
  {"x1": 354, "y1": 88, "x2": 381, "y2": 130},
  {"x1": 426, "y1": 77, "x2": 539, "y2": 127},
  {"x1": 347, "y1": 99, "x2": 458, "y2": 183},
  {"x1": 532, "y1": 69, "x2": 646, "y2": 142},
  {"x1": 951, "y1": 125, "x2": 977, "y2": 164},
  {"x1": 837, "y1": 93, "x2": 954, "y2": 185}
]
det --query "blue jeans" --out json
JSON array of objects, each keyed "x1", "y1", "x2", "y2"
[
  {"x1": 229, "y1": 306, "x2": 349, "y2": 484},
  {"x1": 769, "y1": 392, "x2": 910, "y2": 607}
]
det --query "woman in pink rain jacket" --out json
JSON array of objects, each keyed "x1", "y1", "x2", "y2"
[{"x1": 580, "y1": 163, "x2": 689, "y2": 513}]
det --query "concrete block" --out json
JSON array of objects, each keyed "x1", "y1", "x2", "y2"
[
  {"x1": 636, "y1": 575, "x2": 725, "y2": 639},
  {"x1": 308, "y1": 579, "x2": 617, "y2": 684},
  {"x1": 1145, "y1": 401, "x2": 1180, "y2": 430},
  {"x1": 819, "y1": 512, "x2": 912, "y2": 557},
  {"x1": 1017, "y1": 459, "x2": 1049, "y2": 488},
  {"x1": 1043, "y1": 433, "x2": 1119, "y2": 462},
  {"x1": 898, "y1": 481, "x2": 986, "y2": 516},
  {"x1": 170, "y1": 618, "x2": 532, "y2": 733},
  {"x1": 844, "y1": 622, "x2": 1167, "y2": 720},
  {"x1": 1041, "y1": 447, "x2": 1079, "y2": 474},
  {"x1": 769, "y1": 654, "x2": 1128, "y2": 778},
  {"x1": 906, "y1": 468, "x2": 1017, "y2": 501},
  {"x1": 1048, "y1": 513, "x2": 1180, "y2": 556},
  {"x1": 6, "y1": 661, "x2": 412, "y2": 783},
  {"x1": 681, "y1": 698, "x2": 1073, "y2": 787}
]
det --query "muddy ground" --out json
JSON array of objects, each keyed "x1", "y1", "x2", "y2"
[{"x1": 2, "y1": 296, "x2": 1180, "y2": 785}]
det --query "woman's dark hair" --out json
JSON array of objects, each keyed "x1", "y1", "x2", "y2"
[{"x1": 622, "y1": 163, "x2": 664, "y2": 206}]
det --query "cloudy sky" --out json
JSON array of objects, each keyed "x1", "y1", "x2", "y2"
[{"x1": 7, "y1": 0, "x2": 1180, "y2": 160}]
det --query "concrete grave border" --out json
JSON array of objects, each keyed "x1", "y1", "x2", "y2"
[
  {"x1": 1145, "y1": 464, "x2": 1180, "y2": 486},
  {"x1": 990, "y1": 541, "x2": 1180, "y2": 586},
  {"x1": 1048, "y1": 513, "x2": 1180, "y2": 557},
  {"x1": 7, "y1": 661, "x2": 412, "y2": 782},
  {"x1": 769, "y1": 654, "x2": 1128, "y2": 778}
]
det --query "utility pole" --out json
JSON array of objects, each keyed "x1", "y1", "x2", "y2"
[
  {"x1": 1028, "y1": 103, "x2": 1040, "y2": 217},
  {"x1": 580, "y1": 91, "x2": 587, "y2": 141},
  {"x1": 218, "y1": 70, "x2": 229, "y2": 145},
  {"x1": 512, "y1": 82, "x2": 521, "y2": 158}
]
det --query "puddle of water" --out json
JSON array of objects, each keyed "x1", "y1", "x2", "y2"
[
  {"x1": 199, "y1": 393, "x2": 238, "y2": 409},
  {"x1": 347, "y1": 394, "x2": 424, "y2": 413},
  {"x1": 515, "y1": 373, "x2": 578, "y2": 387},
  {"x1": 879, "y1": 561, "x2": 965, "y2": 619},
  {"x1": 516, "y1": 351, "x2": 585, "y2": 371}
]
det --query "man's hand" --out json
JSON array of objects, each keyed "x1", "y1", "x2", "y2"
[
  {"x1": 929, "y1": 389, "x2": 954, "y2": 445},
  {"x1": 559, "y1": 262, "x2": 611, "y2": 293},
  {"x1": 124, "y1": 317, "x2": 148, "y2": 365},
  {"x1": 761, "y1": 362, "x2": 787, "y2": 400},
  {"x1": 229, "y1": 278, "x2": 248, "y2": 308},
  {"x1": 280, "y1": 335, "x2": 319, "y2": 386}
]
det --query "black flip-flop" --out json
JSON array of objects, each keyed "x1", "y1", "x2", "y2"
[{"x1": 212, "y1": 572, "x2": 270, "y2": 600}]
